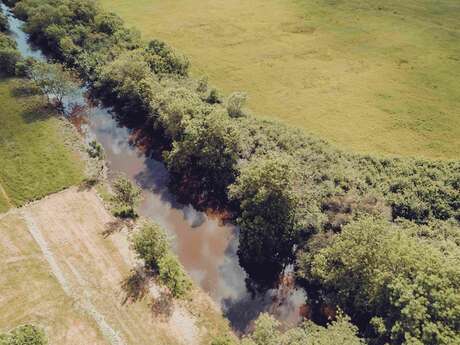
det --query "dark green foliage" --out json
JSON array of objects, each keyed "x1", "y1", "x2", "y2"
[
  {"x1": 0, "y1": 33, "x2": 20, "y2": 76},
  {"x1": 157, "y1": 253, "x2": 192, "y2": 298},
  {"x1": 111, "y1": 176, "x2": 142, "y2": 218},
  {"x1": 144, "y1": 39, "x2": 190, "y2": 77},
  {"x1": 0, "y1": 47, "x2": 20, "y2": 75},
  {"x1": 131, "y1": 221, "x2": 191, "y2": 298},
  {"x1": 241, "y1": 313, "x2": 363, "y2": 345},
  {"x1": 299, "y1": 217, "x2": 460, "y2": 345},
  {"x1": 0, "y1": 11, "x2": 9, "y2": 32},
  {"x1": 87, "y1": 140, "x2": 104, "y2": 160},
  {"x1": 164, "y1": 109, "x2": 241, "y2": 201},
  {"x1": 229, "y1": 154, "x2": 301, "y2": 284},
  {"x1": 0, "y1": 325, "x2": 47, "y2": 345},
  {"x1": 132, "y1": 221, "x2": 169, "y2": 270}
]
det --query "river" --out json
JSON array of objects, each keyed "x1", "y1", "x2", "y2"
[{"x1": 1, "y1": 3, "x2": 307, "y2": 333}]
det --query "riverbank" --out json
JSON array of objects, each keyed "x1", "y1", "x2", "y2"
[{"x1": 0, "y1": 187, "x2": 233, "y2": 345}]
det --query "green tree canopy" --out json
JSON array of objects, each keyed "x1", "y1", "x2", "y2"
[
  {"x1": 303, "y1": 217, "x2": 460, "y2": 345},
  {"x1": 229, "y1": 154, "x2": 300, "y2": 285}
]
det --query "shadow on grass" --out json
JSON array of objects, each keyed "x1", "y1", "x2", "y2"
[
  {"x1": 149, "y1": 290, "x2": 174, "y2": 320},
  {"x1": 11, "y1": 81, "x2": 41, "y2": 98},
  {"x1": 121, "y1": 267, "x2": 149, "y2": 305},
  {"x1": 120, "y1": 267, "x2": 174, "y2": 319},
  {"x1": 20, "y1": 102, "x2": 54, "y2": 123},
  {"x1": 101, "y1": 219, "x2": 126, "y2": 238}
]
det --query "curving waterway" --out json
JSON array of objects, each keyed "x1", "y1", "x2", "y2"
[{"x1": 1, "y1": 4, "x2": 307, "y2": 333}]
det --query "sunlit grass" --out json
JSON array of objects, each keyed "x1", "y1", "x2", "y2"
[
  {"x1": 100, "y1": 0, "x2": 460, "y2": 159},
  {"x1": 0, "y1": 78, "x2": 84, "y2": 211}
]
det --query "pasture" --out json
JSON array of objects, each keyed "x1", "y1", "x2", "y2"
[
  {"x1": 0, "y1": 78, "x2": 84, "y2": 212},
  {"x1": 100, "y1": 0, "x2": 460, "y2": 159}
]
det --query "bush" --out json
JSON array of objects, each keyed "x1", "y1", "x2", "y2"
[
  {"x1": 164, "y1": 109, "x2": 241, "y2": 202},
  {"x1": 132, "y1": 222, "x2": 169, "y2": 270},
  {"x1": 229, "y1": 154, "x2": 301, "y2": 285},
  {"x1": 226, "y1": 91, "x2": 247, "y2": 118},
  {"x1": 0, "y1": 12, "x2": 9, "y2": 32},
  {"x1": 157, "y1": 253, "x2": 192, "y2": 298},
  {"x1": 241, "y1": 313, "x2": 363, "y2": 345},
  {"x1": 131, "y1": 221, "x2": 191, "y2": 298},
  {"x1": 87, "y1": 140, "x2": 104, "y2": 160},
  {"x1": 0, "y1": 324, "x2": 47, "y2": 345},
  {"x1": 302, "y1": 217, "x2": 460, "y2": 344},
  {"x1": 111, "y1": 176, "x2": 142, "y2": 218},
  {"x1": 0, "y1": 48, "x2": 20, "y2": 76},
  {"x1": 144, "y1": 39, "x2": 190, "y2": 76}
]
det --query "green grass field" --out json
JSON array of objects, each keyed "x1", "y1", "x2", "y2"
[
  {"x1": 0, "y1": 78, "x2": 84, "y2": 213},
  {"x1": 100, "y1": 0, "x2": 460, "y2": 159}
]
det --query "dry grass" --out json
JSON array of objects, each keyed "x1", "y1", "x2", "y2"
[
  {"x1": 0, "y1": 212, "x2": 107, "y2": 344},
  {"x1": 0, "y1": 188, "x2": 232, "y2": 345},
  {"x1": 100, "y1": 0, "x2": 460, "y2": 159}
]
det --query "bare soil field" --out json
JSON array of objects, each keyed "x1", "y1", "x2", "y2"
[{"x1": 0, "y1": 188, "x2": 229, "y2": 345}]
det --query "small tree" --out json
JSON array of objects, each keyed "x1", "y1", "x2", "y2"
[
  {"x1": 227, "y1": 91, "x2": 247, "y2": 118},
  {"x1": 28, "y1": 62, "x2": 79, "y2": 113},
  {"x1": 131, "y1": 222, "x2": 169, "y2": 270},
  {"x1": 0, "y1": 324, "x2": 48, "y2": 345},
  {"x1": 131, "y1": 221, "x2": 191, "y2": 298},
  {"x1": 87, "y1": 140, "x2": 104, "y2": 160},
  {"x1": 112, "y1": 176, "x2": 142, "y2": 218},
  {"x1": 158, "y1": 253, "x2": 192, "y2": 298},
  {"x1": 0, "y1": 12, "x2": 9, "y2": 32}
]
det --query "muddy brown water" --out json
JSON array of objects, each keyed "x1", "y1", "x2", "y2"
[{"x1": 2, "y1": 4, "x2": 307, "y2": 333}]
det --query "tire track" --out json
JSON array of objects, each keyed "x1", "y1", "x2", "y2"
[
  {"x1": 0, "y1": 182, "x2": 13, "y2": 209},
  {"x1": 22, "y1": 210, "x2": 126, "y2": 345}
]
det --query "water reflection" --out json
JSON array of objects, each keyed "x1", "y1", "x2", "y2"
[
  {"x1": 85, "y1": 98, "x2": 307, "y2": 333},
  {"x1": 1, "y1": 4, "x2": 307, "y2": 333}
]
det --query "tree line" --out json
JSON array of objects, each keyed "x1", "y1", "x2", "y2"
[{"x1": 3, "y1": 0, "x2": 459, "y2": 344}]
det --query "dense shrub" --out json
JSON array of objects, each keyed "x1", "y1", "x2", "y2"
[
  {"x1": 229, "y1": 154, "x2": 301, "y2": 285},
  {"x1": 0, "y1": 33, "x2": 21, "y2": 76},
  {"x1": 226, "y1": 91, "x2": 247, "y2": 118},
  {"x1": 132, "y1": 221, "x2": 169, "y2": 270},
  {"x1": 111, "y1": 176, "x2": 142, "y2": 218},
  {"x1": 0, "y1": 325, "x2": 47, "y2": 345},
  {"x1": 0, "y1": 11, "x2": 9, "y2": 32},
  {"x1": 144, "y1": 39, "x2": 190, "y2": 77},
  {"x1": 241, "y1": 313, "x2": 363, "y2": 345},
  {"x1": 164, "y1": 108, "x2": 241, "y2": 202},
  {"x1": 0, "y1": 47, "x2": 20, "y2": 75},
  {"x1": 132, "y1": 221, "x2": 191, "y2": 298},
  {"x1": 298, "y1": 217, "x2": 460, "y2": 345}
]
